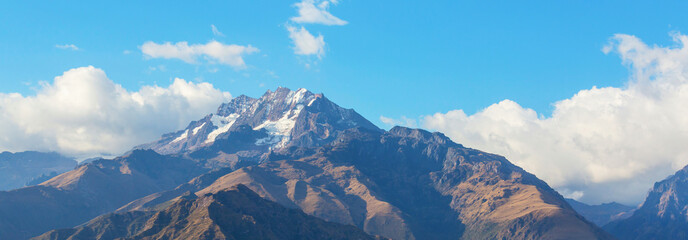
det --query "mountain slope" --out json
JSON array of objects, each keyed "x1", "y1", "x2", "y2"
[
  {"x1": 193, "y1": 127, "x2": 612, "y2": 240},
  {"x1": 566, "y1": 198, "x2": 634, "y2": 227},
  {"x1": 604, "y1": 164, "x2": 688, "y2": 239},
  {"x1": 115, "y1": 166, "x2": 237, "y2": 213},
  {"x1": 33, "y1": 185, "x2": 378, "y2": 240},
  {"x1": 0, "y1": 151, "x2": 76, "y2": 191},
  {"x1": 0, "y1": 150, "x2": 206, "y2": 240}
]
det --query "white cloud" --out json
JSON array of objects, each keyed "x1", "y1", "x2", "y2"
[
  {"x1": 286, "y1": 0, "x2": 346, "y2": 60},
  {"x1": 287, "y1": 26, "x2": 325, "y2": 58},
  {"x1": 422, "y1": 33, "x2": 688, "y2": 205},
  {"x1": 55, "y1": 44, "x2": 79, "y2": 51},
  {"x1": 211, "y1": 24, "x2": 225, "y2": 37},
  {"x1": 380, "y1": 116, "x2": 418, "y2": 128},
  {"x1": 291, "y1": 0, "x2": 347, "y2": 26},
  {"x1": 0, "y1": 66, "x2": 231, "y2": 158},
  {"x1": 140, "y1": 40, "x2": 258, "y2": 69}
]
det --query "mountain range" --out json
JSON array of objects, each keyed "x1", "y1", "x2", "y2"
[
  {"x1": 0, "y1": 151, "x2": 76, "y2": 191},
  {"x1": 565, "y1": 199, "x2": 634, "y2": 227},
  {"x1": 3, "y1": 87, "x2": 685, "y2": 239}
]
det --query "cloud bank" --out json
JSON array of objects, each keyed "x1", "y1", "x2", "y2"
[
  {"x1": 140, "y1": 40, "x2": 258, "y2": 69},
  {"x1": 415, "y1": 33, "x2": 688, "y2": 205},
  {"x1": 0, "y1": 66, "x2": 231, "y2": 158}
]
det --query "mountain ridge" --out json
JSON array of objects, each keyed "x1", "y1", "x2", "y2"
[
  {"x1": 0, "y1": 150, "x2": 207, "y2": 239},
  {"x1": 33, "y1": 184, "x2": 379, "y2": 240}
]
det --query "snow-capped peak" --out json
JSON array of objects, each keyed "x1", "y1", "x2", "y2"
[{"x1": 138, "y1": 87, "x2": 381, "y2": 155}]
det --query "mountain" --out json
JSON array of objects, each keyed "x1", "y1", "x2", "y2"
[
  {"x1": 156, "y1": 126, "x2": 610, "y2": 240},
  {"x1": 0, "y1": 150, "x2": 206, "y2": 240},
  {"x1": 137, "y1": 87, "x2": 380, "y2": 169},
  {"x1": 0, "y1": 151, "x2": 76, "y2": 191},
  {"x1": 565, "y1": 198, "x2": 634, "y2": 227},
  {"x1": 7, "y1": 87, "x2": 614, "y2": 239},
  {"x1": 33, "y1": 185, "x2": 378, "y2": 240},
  {"x1": 604, "y1": 164, "x2": 688, "y2": 239}
]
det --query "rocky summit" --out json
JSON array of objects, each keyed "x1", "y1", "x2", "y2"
[{"x1": 138, "y1": 87, "x2": 380, "y2": 159}]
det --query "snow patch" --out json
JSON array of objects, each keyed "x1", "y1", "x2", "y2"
[
  {"x1": 254, "y1": 104, "x2": 304, "y2": 148},
  {"x1": 286, "y1": 88, "x2": 315, "y2": 106},
  {"x1": 205, "y1": 113, "x2": 239, "y2": 143},
  {"x1": 287, "y1": 88, "x2": 307, "y2": 105},
  {"x1": 192, "y1": 122, "x2": 206, "y2": 135},
  {"x1": 171, "y1": 129, "x2": 189, "y2": 143},
  {"x1": 307, "y1": 97, "x2": 317, "y2": 106}
]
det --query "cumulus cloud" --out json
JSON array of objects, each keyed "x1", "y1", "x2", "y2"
[
  {"x1": 286, "y1": 0, "x2": 346, "y2": 60},
  {"x1": 291, "y1": 0, "x2": 347, "y2": 26},
  {"x1": 0, "y1": 66, "x2": 231, "y2": 158},
  {"x1": 55, "y1": 44, "x2": 79, "y2": 51},
  {"x1": 421, "y1": 32, "x2": 688, "y2": 205},
  {"x1": 287, "y1": 25, "x2": 325, "y2": 58},
  {"x1": 140, "y1": 40, "x2": 258, "y2": 69}
]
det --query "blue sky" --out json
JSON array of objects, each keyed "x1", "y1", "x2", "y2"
[
  {"x1": 4, "y1": 1, "x2": 688, "y2": 204},
  {"x1": 3, "y1": 0, "x2": 686, "y2": 125}
]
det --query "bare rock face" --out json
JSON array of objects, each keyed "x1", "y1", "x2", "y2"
[
  {"x1": 605, "y1": 165, "x2": 688, "y2": 239},
  {"x1": 193, "y1": 127, "x2": 612, "y2": 240},
  {"x1": 33, "y1": 185, "x2": 378, "y2": 240},
  {"x1": 137, "y1": 87, "x2": 380, "y2": 162}
]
